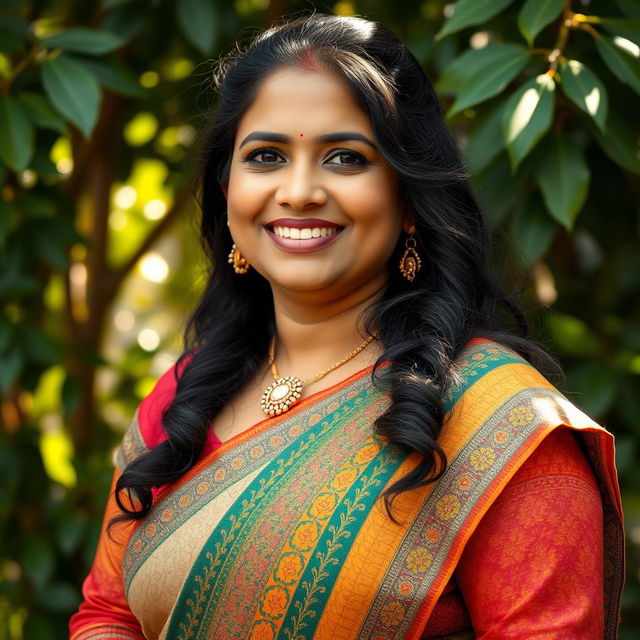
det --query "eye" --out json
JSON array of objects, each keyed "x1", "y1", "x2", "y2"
[
  {"x1": 245, "y1": 148, "x2": 286, "y2": 165},
  {"x1": 325, "y1": 150, "x2": 368, "y2": 167}
]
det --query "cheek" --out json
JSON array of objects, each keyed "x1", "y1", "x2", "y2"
[
  {"x1": 226, "y1": 171, "x2": 266, "y2": 222},
  {"x1": 343, "y1": 174, "x2": 402, "y2": 229}
]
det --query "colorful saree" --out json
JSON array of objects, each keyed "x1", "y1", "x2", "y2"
[{"x1": 70, "y1": 340, "x2": 624, "y2": 639}]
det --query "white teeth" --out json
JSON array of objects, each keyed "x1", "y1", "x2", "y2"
[{"x1": 271, "y1": 226, "x2": 339, "y2": 239}]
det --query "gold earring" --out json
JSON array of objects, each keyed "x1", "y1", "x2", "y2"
[
  {"x1": 399, "y1": 226, "x2": 422, "y2": 282},
  {"x1": 228, "y1": 243, "x2": 250, "y2": 274}
]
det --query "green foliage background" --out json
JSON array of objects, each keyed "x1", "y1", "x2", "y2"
[{"x1": 0, "y1": 0, "x2": 638, "y2": 637}]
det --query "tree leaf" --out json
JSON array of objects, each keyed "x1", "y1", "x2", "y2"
[
  {"x1": 595, "y1": 34, "x2": 640, "y2": 96},
  {"x1": 0, "y1": 271, "x2": 39, "y2": 299},
  {"x1": 21, "y1": 537, "x2": 55, "y2": 589},
  {"x1": 447, "y1": 48, "x2": 530, "y2": 117},
  {"x1": 18, "y1": 193, "x2": 58, "y2": 218},
  {"x1": 103, "y1": 0, "x2": 136, "y2": 8},
  {"x1": 510, "y1": 195, "x2": 557, "y2": 265},
  {"x1": 536, "y1": 133, "x2": 590, "y2": 229},
  {"x1": 39, "y1": 27, "x2": 124, "y2": 55},
  {"x1": 588, "y1": 109, "x2": 640, "y2": 173},
  {"x1": 36, "y1": 582, "x2": 81, "y2": 613},
  {"x1": 0, "y1": 344, "x2": 23, "y2": 393},
  {"x1": 616, "y1": 0, "x2": 640, "y2": 20},
  {"x1": 502, "y1": 74, "x2": 556, "y2": 169},
  {"x1": 437, "y1": 43, "x2": 528, "y2": 95},
  {"x1": 56, "y1": 514, "x2": 86, "y2": 555},
  {"x1": 566, "y1": 362, "x2": 617, "y2": 418},
  {"x1": 76, "y1": 57, "x2": 146, "y2": 98},
  {"x1": 0, "y1": 95, "x2": 34, "y2": 172},
  {"x1": 465, "y1": 100, "x2": 507, "y2": 173},
  {"x1": 559, "y1": 60, "x2": 608, "y2": 131},
  {"x1": 436, "y1": 0, "x2": 515, "y2": 40},
  {"x1": 41, "y1": 56, "x2": 101, "y2": 138},
  {"x1": 17, "y1": 325, "x2": 60, "y2": 365},
  {"x1": 0, "y1": 16, "x2": 29, "y2": 53},
  {"x1": 472, "y1": 153, "x2": 532, "y2": 226},
  {"x1": 547, "y1": 311, "x2": 599, "y2": 356},
  {"x1": 100, "y1": 2, "x2": 147, "y2": 41},
  {"x1": 600, "y1": 18, "x2": 640, "y2": 46},
  {"x1": 176, "y1": 0, "x2": 218, "y2": 56},
  {"x1": 518, "y1": 0, "x2": 564, "y2": 46},
  {"x1": 17, "y1": 92, "x2": 67, "y2": 133}
]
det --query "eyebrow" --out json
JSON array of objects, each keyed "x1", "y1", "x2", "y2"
[{"x1": 238, "y1": 131, "x2": 378, "y2": 150}]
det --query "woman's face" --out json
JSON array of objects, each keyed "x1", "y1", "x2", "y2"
[{"x1": 223, "y1": 66, "x2": 406, "y2": 302}]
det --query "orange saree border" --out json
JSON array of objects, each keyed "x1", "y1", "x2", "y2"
[
  {"x1": 313, "y1": 361, "x2": 549, "y2": 638},
  {"x1": 148, "y1": 362, "x2": 382, "y2": 507},
  {"x1": 312, "y1": 357, "x2": 623, "y2": 640}
]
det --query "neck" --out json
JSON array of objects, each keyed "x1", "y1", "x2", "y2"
[{"x1": 269, "y1": 279, "x2": 386, "y2": 380}]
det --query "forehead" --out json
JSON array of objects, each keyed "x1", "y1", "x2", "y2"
[{"x1": 234, "y1": 67, "x2": 374, "y2": 143}]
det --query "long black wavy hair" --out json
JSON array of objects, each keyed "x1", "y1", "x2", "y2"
[{"x1": 114, "y1": 13, "x2": 556, "y2": 523}]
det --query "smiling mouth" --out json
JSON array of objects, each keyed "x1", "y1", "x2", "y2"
[
  {"x1": 264, "y1": 222, "x2": 345, "y2": 252},
  {"x1": 270, "y1": 225, "x2": 342, "y2": 239}
]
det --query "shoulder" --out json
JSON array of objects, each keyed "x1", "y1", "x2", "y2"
[
  {"x1": 114, "y1": 354, "x2": 193, "y2": 471},
  {"x1": 449, "y1": 337, "x2": 550, "y2": 399},
  {"x1": 505, "y1": 428, "x2": 600, "y2": 495}
]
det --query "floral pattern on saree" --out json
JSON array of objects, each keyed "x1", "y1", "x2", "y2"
[{"x1": 120, "y1": 342, "x2": 623, "y2": 640}]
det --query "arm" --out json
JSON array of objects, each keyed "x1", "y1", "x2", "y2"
[
  {"x1": 69, "y1": 471, "x2": 144, "y2": 640},
  {"x1": 456, "y1": 428, "x2": 604, "y2": 639}
]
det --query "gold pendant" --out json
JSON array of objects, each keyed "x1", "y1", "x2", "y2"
[{"x1": 261, "y1": 376, "x2": 303, "y2": 416}]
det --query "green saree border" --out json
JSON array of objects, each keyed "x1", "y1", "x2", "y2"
[
  {"x1": 356, "y1": 386, "x2": 605, "y2": 639},
  {"x1": 275, "y1": 445, "x2": 406, "y2": 640},
  {"x1": 167, "y1": 385, "x2": 391, "y2": 640},
  {"x1": 122, "y1": 372, "x2": 373, "y2": 594},
  {"x1": 195, "y1": 393, "x2": 385, "y2": 639},
  {"x1": 444, "y1": 342, "x2": 528, "y2": 411},
  {"x1": 165, "y1": 341, "x2": 531, "y2": 639}
]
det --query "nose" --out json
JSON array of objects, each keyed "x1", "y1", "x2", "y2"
[{"x1": 274, "y1": 161, "x2": 328, "y2": 210}]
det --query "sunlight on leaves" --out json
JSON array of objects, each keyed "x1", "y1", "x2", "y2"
[
  {"x1": 49, "y1": 135, "x2": 73, "y2": 174},
  {"x1": 43, "y1": 273, "x2": 65, "y2": 312},
  {"x1": 40, "y1": 429, "x2": 77, "y2": 488},
  {"x1": 547, "y1": 311, "x2": 599, "y2": 356},
  {"x1": 140, "y1": 70, "x2": 160, "y2": 88},
  {"x1": 135, "y1": 375, "x2": 157, "y2": 400},
  {"x1": 503, "y1": 74, "x2": 555, "y2": 168},
  {"x1": 31, "y1": 366, "x2": 64, "y2": 416},
  {"x1": 333, "y1": 1, "x2": 356, "y2": 16},
  {"x1": 162, "y1": 58, "x2": 195, "y2": 82},
  {"x1": 124, "y1": 112, "x2": 158, "y2": 147},
  {"x1": 614, "y1": 36, "x2": 640, "y2": 58}
]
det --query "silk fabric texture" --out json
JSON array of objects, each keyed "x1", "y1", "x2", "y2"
[{"x1": 70, "y1": 340, "x2": 624, "y2": 639}]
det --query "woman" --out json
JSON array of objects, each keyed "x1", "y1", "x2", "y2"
[{"x1": 70, "y1": 13, "x2": 624, "y2": 640}]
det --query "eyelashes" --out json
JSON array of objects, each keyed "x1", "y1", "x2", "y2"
[{"x1": 242, "y1": 147, "x2": 371, "y2": 168}]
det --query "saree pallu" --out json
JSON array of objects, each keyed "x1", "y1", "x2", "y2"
[{"x1": 113, "y1": 341, "x2": 623, "y2": 640}]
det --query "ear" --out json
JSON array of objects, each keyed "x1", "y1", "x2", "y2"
[
  {"x1": 220, "y1": 182, "x2": 229, "y2": 200},
  {"x1": 402, "y1": 207, "x2": 415, "y2": 233}
]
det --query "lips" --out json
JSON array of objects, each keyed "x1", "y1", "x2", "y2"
[{"x1": 264, "y1": 218, "x2": 345, "y2": 252}]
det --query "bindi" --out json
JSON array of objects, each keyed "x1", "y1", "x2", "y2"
[{"x1": 300, "y1": 133, "x2": 304, "y2": 137}]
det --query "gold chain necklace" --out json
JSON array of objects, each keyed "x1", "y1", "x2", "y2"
[{"x1": 260, "y1": 334, "x2": 375, "y2": 416}]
